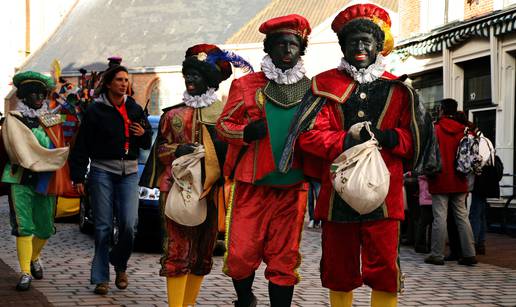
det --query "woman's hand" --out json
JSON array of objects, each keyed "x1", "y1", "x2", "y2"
[
  {"x1": 75, "y1": 183, "x2": 86, "y2": 196},
  {"x1": 130, "y1": 122, "x2": 145, "y2": 136}
]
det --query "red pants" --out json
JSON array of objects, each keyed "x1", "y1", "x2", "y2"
[
  {"x1": 321, "y1": 219, "x2": 402, "y2": 293},
  {"x1": 224, "y1": 181, "x2": 307, "y2": 286},
  {"x1": 160, "y1": 192, "x2": 218, "y2": 277}
]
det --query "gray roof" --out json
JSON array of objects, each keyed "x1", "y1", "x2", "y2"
[{"x1": 22, "y1": 0, "x2": 270, "y2": 74}]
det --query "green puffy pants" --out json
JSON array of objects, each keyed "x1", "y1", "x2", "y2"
[{"x1": 9, "y1": 184, "x2": 56, "y2": 239}]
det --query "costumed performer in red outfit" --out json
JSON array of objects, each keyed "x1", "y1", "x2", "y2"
[
  {"x1": 216, "y1": 14, "x2": 311, "y2": 307},
  {"x1": 141, "y1": 44, "x2": 252, "y2": 307},
  {"x1": 279, "y1": 4, "x2": 429, "y2": 307}
]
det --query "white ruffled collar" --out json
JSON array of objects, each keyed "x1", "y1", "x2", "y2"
[
  {"x1": 15, "y1": 100, "x2": 50, "y2": 118},
  {"x1": 337, "y1": 55, "x2": 386, "y2": 84},
  {"x1": 182, "y1": 88, "x2": 218, "y2": 108},
  {"x1": 261, "y1": 55, "x2": 306, "y2": 85}
]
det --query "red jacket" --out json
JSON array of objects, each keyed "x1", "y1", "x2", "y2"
[
  {"x1": 428, "y1": 116, "x2": 468, "y2": 194},
  {"x1": 298, "y1": 69, "x2": 414, "y2": 221},
  {"x1": 216, "y1": 72, "x2": 276, "y2": 183}
]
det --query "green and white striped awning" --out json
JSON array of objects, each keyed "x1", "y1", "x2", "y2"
[{"x1": 395, "y1": 7, "x2": 516, "y2": 57}]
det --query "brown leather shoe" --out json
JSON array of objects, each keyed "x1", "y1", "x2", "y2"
[
  {"x1": 115, "y1": 271, "x2": 128, "y2": 289},
  {"x1": 94, "y1": 282, "x2": 109, "y2": 295}
]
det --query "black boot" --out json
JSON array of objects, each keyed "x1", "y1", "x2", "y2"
[
  {"x1": 232, "y1": 273, "x2": 257, "y2": 307},
  {"x1": 269, "y1": 281, "x2": 294, "y2": 307}
]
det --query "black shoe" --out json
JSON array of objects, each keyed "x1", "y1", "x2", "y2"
[
  {"x1": 30, "y1": 259, "x2": 43, "y2": 280},
  {"x1": 458, "y1": 256, "x2": 478, "y2": 266},
  {"x1": 424, "y1": 255, "x2": 444, "y2": 265},
  {"x1": 234, "y1": 294, "x2": 257, "y2": 307},
  {"x1": 16, "y1": 273, "x2": 32, "y2": 291}
]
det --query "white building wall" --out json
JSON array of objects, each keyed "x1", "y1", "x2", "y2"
[{"x1": 0, "y1": 0, "x2": 76, "y2": 113}]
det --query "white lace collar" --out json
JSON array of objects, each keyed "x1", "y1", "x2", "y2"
[
  {"x1": 182, "y1": 88, "x2": 218, "y2": 108},
  {"x1": 261, "y1": 55, "x2": 306, "y2": 85},
  {"x1": 15, "y1": 100, "x2": 50, "y2": 118},
  {"x1": 337, "y1": 54, "x2": 386, "y2": 84}
]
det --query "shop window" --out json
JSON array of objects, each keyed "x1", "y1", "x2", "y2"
[
  {"x1": 411, "y1": 69, "x2": 443, "y2": 120},
  {"x1": 463, "y1": 57, "x2": 492, "y2": 110}
]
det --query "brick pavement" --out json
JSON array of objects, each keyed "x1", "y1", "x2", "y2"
[{"x1": 0, "y1": 197, "x2": 515, "y2": 306}]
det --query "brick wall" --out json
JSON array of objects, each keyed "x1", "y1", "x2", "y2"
[
  {"x1": 131, "y1": 73, "x2": 159, "y2": 107},
  {"x1": 464, "y1": 0, "x2": 493, "y2": 19},
  {"x1": 398, "y1": 0, "x2": 421, "y2": 40}
]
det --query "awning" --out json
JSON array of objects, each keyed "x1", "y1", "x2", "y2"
[{"x1": 395, "y1": 7, "x2": 516, "y2": 57}]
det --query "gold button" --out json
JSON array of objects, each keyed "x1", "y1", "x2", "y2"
[
  {"x1": 359, "y1": 92, "x2": 367, "y2": 99},
  {"x1": 358, "y1": 110, "x2": 365, "y2": 118}
]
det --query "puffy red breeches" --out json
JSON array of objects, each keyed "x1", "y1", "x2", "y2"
[
  {"x1": 224, "y1": 181, "x2": 307, "y2": 286},
  {"x1": 321, "y1": 219, "x2": 402, "y2": 293}
]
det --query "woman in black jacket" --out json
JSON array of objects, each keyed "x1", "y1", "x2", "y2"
[{"x1": 69, "y1": 65, "x2": 151, "y2": 295}]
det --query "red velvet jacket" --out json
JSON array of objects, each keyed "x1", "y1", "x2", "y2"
[
  {"x1": 216, "y1": 72, "x2": 303, "y2": 183},
  {"x1": 428, "y1": 116, "x2": 468, "y2": 194},
  {"x1": 298, "y1": 69, "x2": 414, "y2": 221}
]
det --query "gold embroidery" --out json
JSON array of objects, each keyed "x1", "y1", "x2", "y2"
[{"x1": 312, "y1": 78, "x2": 356, "y2": 103}]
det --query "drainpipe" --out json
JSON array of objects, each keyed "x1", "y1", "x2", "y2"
[
  {"x1": 25, "y1": 0, "x2": 30, "y2": 56},
  {"x1": 444, "y1": 0, "x2": 449, "y2": 24}
]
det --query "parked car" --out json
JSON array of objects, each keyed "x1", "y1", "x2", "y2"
[
  {"x1": 78, "y1": 115, "x2": 161, "y2": 247},
  {"x1": 55, "y1": 196, "x2": 81, "y2": 219}
]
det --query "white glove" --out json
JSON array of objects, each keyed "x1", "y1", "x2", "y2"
[{"x1": 349, "y1": 122, "x2": 366, "y2": 140}]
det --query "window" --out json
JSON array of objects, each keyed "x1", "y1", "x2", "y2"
[
  {"x1": 471, "y1": 109, "x2": 496, "y2": 146},
  {"x1": 462, "y1": 57, "x2": 492, "y2": 110},
  {"x1": 411, "y1": 69, "x2": 443, "y2": 120},
  {"x1": 420, "y1": 0, "x2": 464, "y2": 32},
  {"x1": 148, "y1": 79, "x2": 160, "y2": 115}
]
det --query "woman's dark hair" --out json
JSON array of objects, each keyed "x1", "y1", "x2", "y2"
[
  {"x1": 337, "y1": 18, "x2": 385, "y2": 53},
  {"x1": 439, "y1": 98, "x2": 458, "y2": 116},
  {"x1": 182, "y1": 57, "x2": 222, "y2": 90},
  {"x1": 16, "y1": 82, "x2": 48, "y2": 99},
  {"x1": 263, "y1": 32, "x2": 308, "y2": 56},
  {"x1": 100, "y1": 65, "x2": 129, "y2": 94}
]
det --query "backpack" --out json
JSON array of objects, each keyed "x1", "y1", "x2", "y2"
[
  {"x1": 455, "y1": 127, "x2": 482, "y2": 175},
  {"x1": 478, "y1": 132, "x2": 495, "y2": 168}
]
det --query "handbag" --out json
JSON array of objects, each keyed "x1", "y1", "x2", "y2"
[
  {"x1": 330, "y1": 123, "x2": 390, "y2": 215},
  {"x1": 164, "y1": 145, "x2": 207, "y2": 226}
]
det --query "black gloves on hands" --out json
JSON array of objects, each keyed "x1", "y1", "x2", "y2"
[
  {"x1": 175, "y1": 143, "x2": 196, "y2": 158},
  {"x1": 360, "y1": 126, "x2": 399, "y2": 149},
  {"x1": 243, "y1": 119, "x2": 267, "y2": 143}
]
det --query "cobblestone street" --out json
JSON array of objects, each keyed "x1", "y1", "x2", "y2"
[{"x1": 1, "y1": 197, "x2": 515, "y2": 306}]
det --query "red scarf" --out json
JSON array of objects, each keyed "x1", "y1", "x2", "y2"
[{"x1": 111, "y1": 98, "x2": 130, "y2": 154}]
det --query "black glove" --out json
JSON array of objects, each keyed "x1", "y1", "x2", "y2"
[
  {"x1": 175, "y1": 143, "x2": 196, "y2": 158},
  {"x1": 360, "y1": 126, "x2": 398, "y2": 148},
  {"x1": 243, "y1": 119, "x2": 267, "y2": 143}
]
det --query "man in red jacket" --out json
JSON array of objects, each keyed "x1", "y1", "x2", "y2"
[
  {"x1": 216, "y1": 14, "x2": 311, "y2": 307},
  {"x1": 278, "y1": 4, "x2": 426, "y2": 307},
  {"x1": 425, "y1": 98, "x2": 477, "y2": 266}
]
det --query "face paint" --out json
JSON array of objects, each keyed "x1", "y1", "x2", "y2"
[
  {"x1": 24, "y1": 91, "x2": 46, "y2": 109},
  {"x1": 268, "y1": 34, "x2": 302, "y2": 71},
  {"x1": 183, "y1": 67, "x2": 208, "y2": 96},
  {"x1": 343, "y1": 32, "x2": 379, "y2": 69}
]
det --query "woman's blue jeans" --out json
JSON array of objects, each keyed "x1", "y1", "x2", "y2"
[
  {"x1": 88, "y1": 167, "x2": 139, "y2": 284},
  {"x1": 469, "y1": 192, "x2": 487, "y2": 245}
]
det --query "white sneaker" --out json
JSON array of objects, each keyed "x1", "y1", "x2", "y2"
[{"x1": 308, "y1": 220, "x2": 315, "y2": 228}]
